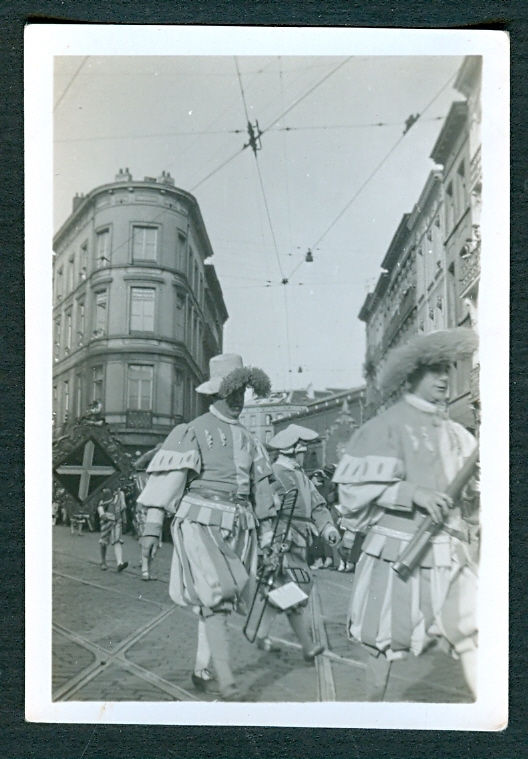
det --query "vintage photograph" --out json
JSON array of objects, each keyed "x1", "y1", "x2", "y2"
[{"x1": 25, "y1": 26, "x2": 508, "y2": 728}]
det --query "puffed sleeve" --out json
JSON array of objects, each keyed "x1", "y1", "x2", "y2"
[
  {"x1": 309, "y1": 480, "x2": 334, "y2": 533},
  {"x1": 250, "y1": 439, "x2": 277, "y2": 521},
  {"x1": 333, "y1": 411, "x2": 415, "y2": 519},
  {"x1": 137, "y1": 424, "x2": 202, "y2": 514}
]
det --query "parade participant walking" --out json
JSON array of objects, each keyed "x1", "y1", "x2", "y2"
[
  {"x1": 333, "y1": 328, "x2": 479, "y2": 701},
  {"x1": 98, "y1": 487, "x2": 129, "y2": 572},
  {"x1": 133, "y1": 444, "x2": 162, "y2": 580},
  {"x1": 137, "y1": 354, "x2": 276, "y2": 701},
  {"x1": 254, "y1": 425, "x2": 340, "y2": 659}
]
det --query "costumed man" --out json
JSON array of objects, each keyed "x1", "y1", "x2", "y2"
[
  {"x1": 333, "y1": 328, "x2": 479, "y2": 701},
  {"x1": 137, "y1": 354, "x2": 276, "y2": 701},
  {"x1": 133, "y1": 443, "x2": 163, "y2": 580},
  {"x1": 98, "y1": 487, "x2": 129, "y2": 573},
  {"x1": 254, "y1": 424, "x2": 340, "y2": 660}
]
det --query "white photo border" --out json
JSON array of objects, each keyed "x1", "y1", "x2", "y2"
[{"x1": 25, "y1": 24, "x2": 509, "y2": 729}]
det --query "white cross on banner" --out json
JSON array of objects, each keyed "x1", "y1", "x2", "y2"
[{"x1": 55, "y1": 439, "x2": 116, "y2": 502}]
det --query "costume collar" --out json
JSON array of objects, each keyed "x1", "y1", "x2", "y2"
[
  {"x1": 276, "y1": 454, "x2": 300, "y2": 470},
  {"x1": 209, "y1": 404, "x2": 240, "y2": 426},
  {"x1": 404, "y1": 393, "x2": 448, "y2": 418}
]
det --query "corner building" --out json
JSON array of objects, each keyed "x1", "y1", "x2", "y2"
[{"x1": 52, "y1": 169, "x2": 228, "y2": 451}]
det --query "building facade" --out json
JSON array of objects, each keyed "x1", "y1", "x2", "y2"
[
  {"x1": 360, "y1": 214, "x2": 418, "y2": 414},
  {"x1": 271, "y1": 387, "x2": 365, "y2": 472},
  {"x1": 52, "y1": 169, "x2": 228, "y2": 451},
  {"x1": 359, "y1": 56, "x2": 481, "y2": 431},
  {"x1": 239, "y1": 388, "x2": 335, "y2": 445}
]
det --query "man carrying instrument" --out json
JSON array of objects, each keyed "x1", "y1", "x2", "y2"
[
  {"x1": 333, "y1": 328, "x2": 479, "y2": 701},
  {"x1": 137, "y1": 354, "x2": 276, "y2": 701},
  {"x1": 253, "y1": 424, "x2": 340, "y2": 659}
]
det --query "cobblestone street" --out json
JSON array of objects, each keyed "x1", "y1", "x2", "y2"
[{"x1": 53, "y1": 525, "x2": 473, "y2": 704}]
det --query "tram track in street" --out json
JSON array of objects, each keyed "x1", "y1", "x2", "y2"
[{"x1": 53, "y1": 606, "x2": 201, "y2": 702}]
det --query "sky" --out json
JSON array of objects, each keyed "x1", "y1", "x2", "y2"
[{"x1": 54, "y1": 55, "x2": 464, "y2": 393}]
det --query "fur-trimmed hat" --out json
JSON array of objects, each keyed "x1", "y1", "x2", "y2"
[
  {"x1": 378, "y1": 328, "x2": 478, "y2": 396},
  {"x1": 195, "y1": 353, "x2": 271, "y2": 398}
]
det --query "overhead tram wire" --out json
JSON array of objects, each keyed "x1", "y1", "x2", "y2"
[
  {"x1": 58, "y1": 60, "x2": 275, "y2": 265},
  {"x1": 55, "y1": 117, "x2": 444, "y2": 144},
  {"x1": 259, "y1": 57, "x2": 352, "y2": 136},
  {"x1": 54, "y1": 57, "x2": 89, "y2": 112},
  {"x1": 235, "y1": 57, "x2": 293, "y2": 381},
  {"x1": 282, "y1": 68, "x2": 461, "y2": 284}
]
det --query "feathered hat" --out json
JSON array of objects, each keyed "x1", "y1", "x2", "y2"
[
  {"x1": 378, "y1": 327, "x2": 478, "y2": 397},
  {"x1": 195, "y1": 353, "x2": 271, "y2": 398}
]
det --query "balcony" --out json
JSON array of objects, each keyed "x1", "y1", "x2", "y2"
[
  {"x1": 470, "y1": 145, "x2": 482, "y2": 190},
  {"x1": 126, "y1": 410, "x2": 153, "y2": 429},
  {"x1": 470, "y1": 364, "x2": 480, "y2": 402},
  {"x1": 460, "y1": 243, "x2": 481, "y2": 294}
]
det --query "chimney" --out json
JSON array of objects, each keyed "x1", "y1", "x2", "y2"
[
  {"x1": 72, "y1": 193, "x2": 84, "y2": 211},
  {"x1": 115, "y1": 167, "x2": 132, "y2": 182},
  {"x1": 157, "y1": 170, "x2": 175, "y2": 187}
]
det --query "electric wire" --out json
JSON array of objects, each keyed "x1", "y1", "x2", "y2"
[
  {"x1": 235, "y1": 57, "x2": 251, "y2": 122},
  {"x1": 54, "y1": 57, "x2": 89, "y2": 113},
  {"x1": 280, "y1": 68, "x2": 460, "y2": 284},
  {"x1": 310, "y1": 69, "x2": 459, "y2": 251},
  {"x1": 260, "y1": 57, "x2": 352, "y2": 134}
]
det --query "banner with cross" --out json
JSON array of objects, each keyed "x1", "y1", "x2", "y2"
[{"x1": 53, "y1": 413, "x2": 134, "y2": 518}]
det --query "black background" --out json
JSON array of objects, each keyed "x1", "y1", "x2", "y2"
[{"x1": 2, "y1": 2, "x2": 525, "y2": 756}]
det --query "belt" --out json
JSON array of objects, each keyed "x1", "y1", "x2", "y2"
[
  {"x1": 371, "y1": 523, "x2": 468, "y2": 543},
  {"x1": 175, "y1": 492, "x2": 255, "y2": 531}
]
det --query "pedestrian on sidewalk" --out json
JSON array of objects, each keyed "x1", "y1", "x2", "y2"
[
  {"x1": 137, "y1": 354, "x2": 277, "y2": 701},
  {"x1": 254, "y1": 425, "x2": 340, "y2": 660},
  {"x1": 333, "y1": 328, "x2": 479, "y2": 701},
  {"x1": 97, "y1": 487, "x2": 129, "y2": 573}
]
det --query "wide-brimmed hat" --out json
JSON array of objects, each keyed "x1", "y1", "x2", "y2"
[
  {"x1": 378, "y1": 327, "x2": 478, "y2": 396},
  {"x1": 195, "y1": 353, "x2": 271, "y2": 398},
  {"x1": 268, "y1": 424, "x2": 319, "y2": 452}
]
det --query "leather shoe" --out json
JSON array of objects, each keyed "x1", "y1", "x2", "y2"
[
  {"x1": 256, "y1": 637, "x2": 281, "y2": 653},
  {"x1": 192, "y1": 670, "x2": 220, "y2": 694},
  {"x1": 303, "y1": 644, "x2": 325, "y2": 662},
  {"x1": 220, "y1": 682, "x2": 241, "y2": 701},
  {"x1": 117, "y1": 562, "x2": 128, "y2": 573}
]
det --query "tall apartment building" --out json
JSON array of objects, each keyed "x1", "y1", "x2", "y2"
[
  {"x1": 359, "y1": 56, "x2": 482, "y2": 430},
  {"x1": 359, "y1": 214, "x2": 418, "y2": 414},
  {"x1": 52, "y1": 169, "x2": 228, "y2": 451}
]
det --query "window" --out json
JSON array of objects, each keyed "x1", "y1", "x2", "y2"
[
  {"x1": 199, "y1": 273, "x2": 204, "y2": 305},
  {"x1": 92, "y1": 366, "x2": 104, "y2": 403},
  {"x1": 94, "y1": 290, "x2": 107, "y2": 336},
  {"x1": 63, "y1": 380, "x2": 69, "y2": 421},
  {"x1": 276, "y1": 413, "x2": 283, "y2": 420},
  {"x1": 130, "y1": 287, "x2": 155, "y2": 332},
  {"x1": 54, "y1": 318, "x2": 61, "y2": 361},
  {"x1": 127, "y1": 365, "x2": 153, "y2": 410},
  {"x1": 175, "y1": 291, "x2": 186, "y2": 339},
  {"x1": 56, "y1": 268, "x2": 63, "y2": 301},
  {"x1": 188, "y1": 248, "x2": 194, "y2": 284},
  {"x1": 456, "y1": 160, "x2": 467, "y2": 218},
  {"x1": 79, "y1": 242, "x2": 88, "y2": 280},
  {"x1": 77, "y1": 301, "x2": 85, "y2": 346},
  {"x1": 445, "y1": 182, "x2": 455, "y2": 232},
  {"x1": 132, "y1": 226, "x2": 158, "y2": 261},
  {"x1": 265, "y1": 414, "x2": 272, "y2": 425},
  {"x1": 65, "y1": 311, "x2": 72, "y2": 352},
  {"x1": 173, "y1": 368, "x2": 184, "y2": 416},
  {"x1": 177, "y1": 231, "x2": 187, "y2": 270},
  {"x1": 67, "y1": 256, "x2": 75, "y2": 293},
  {"x1": 194, "y1": 262, "x2": 199, "y2": 296},
  {"x1": 96, "y1": 229, "x2": 110, "y2": 268},
  {"x1": 75, "y1": 374, "x2": 83, "y2": 418}
]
